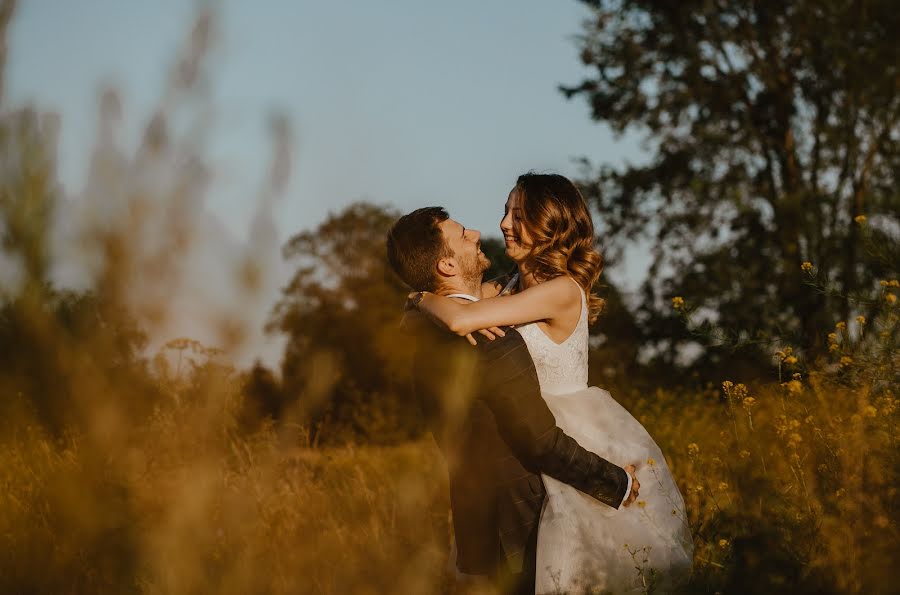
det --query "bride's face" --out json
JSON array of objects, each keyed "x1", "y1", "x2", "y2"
[{"x1": 500, "y1": 187, "x2": 532, "y2": 263}]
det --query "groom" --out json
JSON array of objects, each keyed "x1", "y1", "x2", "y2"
[{"x1": 386, "y1": 207, "x2": 639, "y2": 594}]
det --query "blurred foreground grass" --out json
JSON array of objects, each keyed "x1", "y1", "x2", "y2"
[
  {"x1": 2, "y1": 355, "x2": 897, "y2": 593},
  {"x1": 1, "y1": 391, "x2": 451, "y2": 594}
]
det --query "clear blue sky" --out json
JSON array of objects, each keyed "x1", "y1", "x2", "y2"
[
  {"x1": 6, "y1": 1, "x2": 648, "y2": 364},
  {"x1": 8, "y1": 0, "x2": 643, "y2": 260}
]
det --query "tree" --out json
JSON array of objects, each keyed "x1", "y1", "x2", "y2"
[
  {"x1": 564, "y1": 0, "x2": 899, "y2": 372},
  {"x1": 268, "y1": 202, "x2": 418, "y2": 443}
]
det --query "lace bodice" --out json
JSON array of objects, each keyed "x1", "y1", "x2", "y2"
[{"x1": 515, "y1": 281, "x2": 589, "y2": 395}]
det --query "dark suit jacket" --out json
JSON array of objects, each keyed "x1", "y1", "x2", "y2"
[{"x1": 412, "y1": 325, "x2": 629, "y2": 575}]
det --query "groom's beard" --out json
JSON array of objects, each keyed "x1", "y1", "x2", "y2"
[{"x1": 458, "y1": 251, "x2": 492, "y2": 289}]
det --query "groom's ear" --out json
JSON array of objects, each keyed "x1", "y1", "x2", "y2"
[{"x1": 436, "y1": 256, "x2": 457, "y2": 278}]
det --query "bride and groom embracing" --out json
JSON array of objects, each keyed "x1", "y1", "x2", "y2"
[{"x1": 386, "y1": 173, "x2": 693, "y2": 594}]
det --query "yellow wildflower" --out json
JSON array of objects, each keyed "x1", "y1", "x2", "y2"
[
  {"x1": 739, "y1": 449, "x2": 751, "y2": 459},
  {"x1": 881, "y1": 280, "x2": 890, "y2": 286},
  {"x1": 718, "y1": 482, "x2": 728, "y2": 491},
  {"x1": 827, "y1": 332, "x2": 838, "y2": 343},
  {"x1": 840, "y1": 356, "x2": 853, "y2": 367},
  {"x1": 854, "y1": 214, "x2": 867, "y2": 224},
  {"x1": 829, "y1": 343, "x2": 840, "y2": 352},
  {"x1": 856, "y1": 315, "x2": 866, "y2": 325},
  {"x1": 694, "y1": 485, "x2": 704, "y2": 493},
  {"x1": 637, "y1": 500, "x2": 647, "y2": 509},
  {"x1": 718, "y1": 539, "x2": 729, "y2": 549},
  {"x1": 742, "y1": 396, "x2": 756, "y2": 409},
  {"x1": 863, "y1": 406, "x2": 877, "y2": 418},
  {"x1": 672, "y1": 296, "x2": 685, "y2": 309},
  {"x1": 733, "y1": 383, "x2": 749, "y2": 399},
  {"x1": 792, "y1": 372, "x2": 802, "y2": 381},
  {"x1": 890, "y1": 280, "x2": 900, "y2": 287},
  {"x1": 785, "y1": 380, "x2": 802, "y2": 395},
  {"x1": 800, "y1": 261, "x2": 813, "y2": 272},
  {"x1": 687, "y1": 443, "x2": 700, "y2": 456},
  {"x1": 784, "y1": 355, "x2": 798, "y2": 365},
  {"x1": 887, "y1": 293, "x2": 897, "y2": 304},
  {"x1": 835, "y1": 321, "x2": 846, "y2": 330},
  {"x1": 647, "y1": 458, "x2": 656, "y2": 466}
]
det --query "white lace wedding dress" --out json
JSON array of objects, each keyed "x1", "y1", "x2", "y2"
[{"x1": 515, "y1": 281, "x2": 693, "y2": 594}]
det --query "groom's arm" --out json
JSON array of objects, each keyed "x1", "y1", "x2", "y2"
[{"x1": 477, "y1": 330, "x2": 631, "y2": 509}]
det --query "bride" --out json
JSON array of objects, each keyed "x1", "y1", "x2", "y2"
[{"x1": 412, "y1": 173, "x2": 693, "y2": 593}]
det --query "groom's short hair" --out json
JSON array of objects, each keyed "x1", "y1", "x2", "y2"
[{"x1": 386, "y1": 206, "x2": 453, "y2": 292}]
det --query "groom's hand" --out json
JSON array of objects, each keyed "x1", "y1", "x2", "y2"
[{"x1": 621, "y1": 464, "x2": 641, "y2": 507}]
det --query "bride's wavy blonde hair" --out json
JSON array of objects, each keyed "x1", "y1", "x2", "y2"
[{"x1": 515, "y1": 172, "x2": 604, "y2": 323}]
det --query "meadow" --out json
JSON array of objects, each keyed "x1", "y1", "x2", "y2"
[{"x1": 2, "y1": 302, "x2": 897, "y2": 593}]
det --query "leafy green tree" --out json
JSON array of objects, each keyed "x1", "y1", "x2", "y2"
[
  {"x1": 268, "y1": 202, "x2": 418, "y2": 443},
  {"x1": 565, "y1": 0, "x2": 899, "y2": 371}
]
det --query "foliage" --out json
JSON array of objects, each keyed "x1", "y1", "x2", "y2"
[
  {"x1": 267, "y1": 202, "x2": 420, "y2": 443},
  {"x1": 565, "y1": 0, "x2": 900, "y2": 373}
]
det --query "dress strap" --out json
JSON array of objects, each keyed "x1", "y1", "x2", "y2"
[
  {"x1": 499, "y1": 274, "x2": 519, "y2": 296},
  {"x1": 446, "y1": 293, "x2": 479, "y2": 302}
]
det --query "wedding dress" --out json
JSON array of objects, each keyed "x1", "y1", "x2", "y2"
[{"x1": 514, "y1": 279, "x2": 693, "y2": 594}]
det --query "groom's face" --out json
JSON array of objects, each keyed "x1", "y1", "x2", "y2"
[{"x1": 439, "y1": 218, "x2": 491, "y2": 281}]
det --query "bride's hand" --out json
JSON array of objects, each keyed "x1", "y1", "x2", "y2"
[
  {"x1": 464, "y1": 326, "x2": 506, "y2": 346},
  {"x1": 621, "y1": 464, "x2": 641, "y2": 507}
]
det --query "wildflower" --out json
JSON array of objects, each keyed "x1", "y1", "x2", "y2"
[
  {"x1": 887, "y1": 293, "x2": 897, "y2": 305},
  {"x1": 742, "y1": 396, "x2": 756, "y2": 409},
  {"x1": 711, "y1": 456, "x2": 722, "y2": 465},
  {"x1": 835, "y1": 321, "x2": 846, "y2": 330},
  {"x1": 733, "y1": 383, "x2": 749, "y2": 399},
  {"x1": 792, "y1": 372, "x2": 802, "y2": 381},
  {"x1": 800, "y1": 261, "x2": 813, "y2": 272},
  {"x1": 881, "y1": 280, "x2": 890, "y2": 287},
  {"x1": 789, "y1": 433, "x2": 803, "y2": 445},
  {"x1": 856, "y1": 315, "x2": 866, "y2": 325},
  {"x1": 637, "y1": 500, "x2": 647, "y2": 509},
  {"x1": 687, "y1": 443, "x2": 700, "y2": 457},
  {"x1": 646, "y1": 457, "x2": 656, "y2": 466},
  {"x1": 890, "y1": 280, "x2": 900, "y2": 287},
  {"x1": 694, "y1": 485, "x2": 704, "y2": 493},
  {"x1": 854, "y1": 214, "x2": 867, "y2": 224},
  {"x1": 718, "y1": 482, "x2": 728, "y2": 491},
  {"x1": 718, "y1": 539, "x2": 729, "y2": 549},
  {"x1": 672, "y1": 296, "x2": 685, "y2": 310},
  {"x1": 829, "y1": 343, "x2": 840, "y2": 352},
  {"x1": 784, "y1": 355, "x2": 798, "y2": 365},
  {"x1": 785, "y1": 380, "x2": 803, "y2": 395},
  {"x1": 863, "y1": 405, "x2": 877, "y2": 418},
  {"x1": 840, "y1": 356, "x2": 853, "y2": 367},
  {"x1": 827, "y1": 332, "x2": 838, "y2": 343}
]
